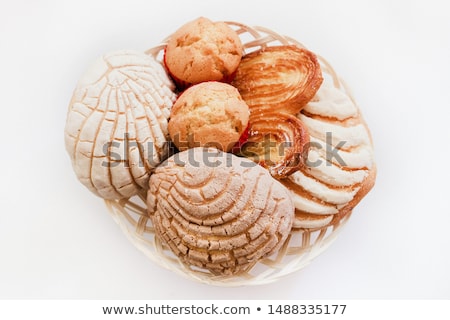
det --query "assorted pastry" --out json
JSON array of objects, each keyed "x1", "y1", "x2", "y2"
[
  {"x1": 64, "y1": 50, "x2": 177, "y2": 200},
  {"x1": 164, "y1": 17, "x2": 243, "y2": 89},
  {"x1": 168, "y1": 81, "x2": 249, "y2": 152},
  {"x1": 64, "y1": 17, "x2": 375, "y2": 275},
  {"x1": 148, "y1": 148, "x2": 294, "y2": 275}
]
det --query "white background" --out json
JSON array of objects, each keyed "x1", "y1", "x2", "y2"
[{"x1": 1, "y1": 0, "x2": 449, "y2": 299}]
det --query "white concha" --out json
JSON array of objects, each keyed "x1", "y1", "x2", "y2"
[
  {"x1": 147, "y1": 148, "x2": 295, "y2": 275},
  {"x1": 281, "y1": 70, "x2": 376, "y2": 229},
  {"x1": 65, "y1": 50, "x2": 177, "y2": 200}
]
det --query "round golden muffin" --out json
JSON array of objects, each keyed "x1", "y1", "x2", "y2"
[
  {"x1": 168, "y1": 82, "x2": 249, "y2": 152},
  {"x1": 164, "y1": 17, "x2": 243, "y2": 87}
]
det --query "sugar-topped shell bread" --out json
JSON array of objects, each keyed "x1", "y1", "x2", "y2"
[
  {"x1": 147, "y1": 148, "x2": 295, "y2": 275},
  {"x1": 64, "y1": 50, "x2": 177, "y2": 200}
]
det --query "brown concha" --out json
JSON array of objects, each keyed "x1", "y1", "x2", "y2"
[{"x1": 147, "y1": 147, "x2": 295, "y2": 275}]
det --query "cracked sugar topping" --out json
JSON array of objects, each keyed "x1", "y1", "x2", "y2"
[
  {"x1": 147, "y1": 148, "x2": 294, "y2": 275},
  {"x1": 65, "y1": 50, "x2": 177, "y2": 199}
]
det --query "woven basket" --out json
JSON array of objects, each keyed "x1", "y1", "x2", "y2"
[{"x1": 105, "y1": 22, "x2": 356, "y2": 286}]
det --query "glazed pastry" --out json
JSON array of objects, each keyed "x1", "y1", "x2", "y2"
[
  {"x1": 237, "y1": 112, "x2": 309, "y2": 179},
  {"x1": 232, "y1": 45, "x2": 323, "y2": 115},
  {"x1": 280, "y1": 73, "x2": 376, "y2": 229},
  {"x1": 147, "y1": 148, "x2": 295, "y2": 275},
  {"x1": 164, "y1": 17, "x2": 243, "y2": 88},
  {"x1": 64, "y1": 50, "x2": 177, "y2": 199},
  {"x1": 168, "y1": 82, "x2": 249, "y2": 152}
]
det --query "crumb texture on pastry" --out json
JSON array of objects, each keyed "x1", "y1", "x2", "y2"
[
  {"x1": 168, "y1": 82, "x2": 249, "y2": 152},
  {"x1": 147, "y1": 148, "x2": 294, "y2": 275},
  {"x1": 164, "y1": 17, "x2": 243, "y2": 86},
  {"x1": 65, "y1": 50, "x2": 177, "y2": 199}
]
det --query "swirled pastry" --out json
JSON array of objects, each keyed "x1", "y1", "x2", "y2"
[
  {"x1": 64, "y1": 50, "x2": 177, "y2": 199},
  {"x1": 147, "y1": 148, "x2": 295, "y2": 275},
  {"x1": 280, "y1": 72, "x2": 376, "y2": 229},
  {"x1": 232, "y1": 45, "x2": 323, "y2": 115},
  {"x1": 237, "y1": 112, "x2": 309, "y2": 179}
]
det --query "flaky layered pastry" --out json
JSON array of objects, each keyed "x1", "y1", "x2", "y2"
[
  {"x1": 280, "y1": 73, "x2": 376, "y2": 229},
  {"x1": 65, "y1": 50, "x2": 177, "y2": 199},
  {"x1": 232, "y1": 45, "x2": 323, "y2": 115},
  {"x1": 237, "y1": 112, "x2": 309, "y2": 179},
  {"x1": 147, "y1": 148, "x2": 295, "y2": 275}
]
